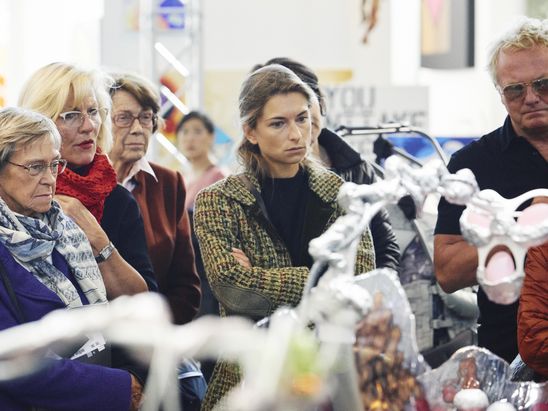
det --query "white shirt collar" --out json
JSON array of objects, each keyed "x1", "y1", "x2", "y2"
[{"x1": 121, "y1": 157, "x2": 158, "y2": 191}]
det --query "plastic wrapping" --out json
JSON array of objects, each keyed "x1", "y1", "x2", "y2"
[
  {"x1": 418, "y1": 346, "x2": 548, "y2": 410},
  {"x1": 351, "y1": 269, "x2": 431, "y2": 410},
  {"x1": 223, "y1": 308, "x2": 332, "y2": 411}
]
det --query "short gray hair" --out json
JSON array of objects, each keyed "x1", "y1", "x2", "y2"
[
  {"x1": 0, "y1": 107, "x2": 61, "y2": 169},
  {"x1": 487, "y1": 17, "x2": 548, "y2": 85}
]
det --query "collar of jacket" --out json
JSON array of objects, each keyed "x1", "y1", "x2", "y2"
[
  {"x1": 221, "y1": 163, "x2": 344, "y2": 207},
  {"x1": 318, "y1": 128, "x2": 363, "y2": 170}
]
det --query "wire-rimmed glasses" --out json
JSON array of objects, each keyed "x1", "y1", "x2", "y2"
[
  {"x1": 8, "y1": 159, "x2": 68, "y2": 177},
  {"x1": 499, "y1": 77, "x2": 548, "y2": 101},
  {"x1": 112, "y1": 111, "x2": 157, "y2": 128}
]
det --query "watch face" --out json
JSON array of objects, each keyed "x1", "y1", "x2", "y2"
[{"x1": 96, "y1": 243, "x2": 115, "y2": 263}]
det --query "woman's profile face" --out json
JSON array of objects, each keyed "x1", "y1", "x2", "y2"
[
  {"x1": 55, "y1": 91, "x2": 101, "y2": 168},
  {"x1": 177, "y1": 118, "x2": 214, "y2": 162},
  {"x1": 245, "y1": 91, "x2": 311, "y2": 178},
  {"x1": 0, "y1": 135, "x2": 60, "y2": 216}
]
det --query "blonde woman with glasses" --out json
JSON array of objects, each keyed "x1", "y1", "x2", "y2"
[{"x1": 18, "y1": 62, "x2": 156, "y2": 298}]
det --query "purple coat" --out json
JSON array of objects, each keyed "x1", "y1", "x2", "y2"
[{"x1": 0, "y1": 243, "x2": 132, "y2": 411}]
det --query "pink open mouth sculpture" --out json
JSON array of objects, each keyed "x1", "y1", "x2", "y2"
[{"x1": 460, "y1": 190, "x2": 548, "y2": 305}]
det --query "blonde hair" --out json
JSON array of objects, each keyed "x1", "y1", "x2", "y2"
[
  {"x1": 237, "y1": 64, "x2": 316, "y2": 178},
  {"x1": 18, "y1": 62, "x2": 114, "y2": 152},
  {"x1": 0, "y1": 107, "x2": 61, "y2": 168},
  {"x1": 487, "y1": 17, "x2": 548, "y2": 85}
]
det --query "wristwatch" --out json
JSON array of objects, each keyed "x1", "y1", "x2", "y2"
[{"x1": 95, "y1": 242, "x2": 116, "y2": 263}]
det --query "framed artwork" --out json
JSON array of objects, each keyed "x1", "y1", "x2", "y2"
[{"x1": 421, "y1": 0, "x2": 475, "y2": 69}]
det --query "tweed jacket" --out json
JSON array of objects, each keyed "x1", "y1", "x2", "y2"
[{"x1": 194, "y1": 164, "x2": 375, "y2": 410}]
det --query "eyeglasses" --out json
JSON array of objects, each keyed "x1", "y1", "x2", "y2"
[
  {"x1": 7, "y1": 159, "x2": 68, "y2": 177},
  {"x1": 112, "y1": 111, "x2": 157, "y2": 128},
  {"x1": 58, "y1": 108, "x2": 107, "y2": 128},
  {"x1": 499, "y1": 77, "x2": 548, "y2": 101}
]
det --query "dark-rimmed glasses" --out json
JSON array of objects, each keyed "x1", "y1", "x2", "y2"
[
  {"x1": 8, "y1": 159, "x2": 68, "y2": 177},
  {"x1": 58, "y1": 108, "x2": 107, "y2": 128},
  {"x1": 499, "y1": 77, "x2": 548, "y2": 101},
  {"x1": 112, "y1": 111, "x2": 157, "y2": 128}
]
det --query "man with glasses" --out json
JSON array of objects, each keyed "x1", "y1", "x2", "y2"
[{"x1": 434, "y1": 17, "x2": 548, "y2": 364}]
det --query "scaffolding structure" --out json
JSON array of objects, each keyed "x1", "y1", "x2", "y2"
[{"x1": 137, "y1": 0, "x2": 203, "y2": 165}]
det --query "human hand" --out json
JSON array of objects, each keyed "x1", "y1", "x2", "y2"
[
  {"x1": 232, "y1": 247, "x2": 251, "y2": 268},
  {"x1": 54, "y1": 194, "x2": 110, "y2": 253}
]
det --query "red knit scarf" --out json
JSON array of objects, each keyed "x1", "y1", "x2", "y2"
[{"x1": 56, "y1": 150, "x2": 118, "y2": 223}]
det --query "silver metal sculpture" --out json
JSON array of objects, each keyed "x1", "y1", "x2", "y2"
[{"x1": 321, "y1": 155, "x2": 547, "y2": 306}]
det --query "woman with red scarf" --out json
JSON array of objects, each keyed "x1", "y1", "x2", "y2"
[{"x1": 18, "y1": 62, "x2": 156, "y2": 298}]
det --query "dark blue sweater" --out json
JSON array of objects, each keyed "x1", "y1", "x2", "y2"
[
  {"x1": 102, "y1": 184, "x2": 157, "y2": 291},
  {"x1": 0, "y1": 243, "x2": 131, "y2": 411}
]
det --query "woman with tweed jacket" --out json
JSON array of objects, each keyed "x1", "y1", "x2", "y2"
[{"x1": 193, "y1": 64, "x2": 376, "y2": 410}]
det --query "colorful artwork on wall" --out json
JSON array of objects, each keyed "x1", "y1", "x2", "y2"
[{"x1": 124, "y1": 0, "x2": 186, "y2": 31}]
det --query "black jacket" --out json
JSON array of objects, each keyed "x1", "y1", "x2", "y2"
[
  {"x1": 102, "y1": 184, "x2": 157, "y2": 291},
  {"x1": 318, "y1": 128, "x2": 400, "y2": 271}
]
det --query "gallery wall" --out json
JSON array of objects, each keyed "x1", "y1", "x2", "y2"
[{"x1": 0, "y1": 0, "x2": 541, "y2": 147}]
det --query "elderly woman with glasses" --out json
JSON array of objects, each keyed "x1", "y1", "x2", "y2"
[
  {"x1": 0, "y1": 107, "x2": 143, "y2": 411},
  {"x1": 18, "y1": 62, "x2": 156, "y2": 298},
  {"x1": 107, "y1": 72, "x2": 201, "y2": 325}
]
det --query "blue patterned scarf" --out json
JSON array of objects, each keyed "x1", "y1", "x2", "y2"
[{"x1": 0, "y1": 199, "x2": 107, "y2": 308}]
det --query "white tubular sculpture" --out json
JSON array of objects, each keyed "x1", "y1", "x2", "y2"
[
  {"x1": 303, "y1": 156, "x2": 479, "y2": 321},
  {"x1": 297, "y1": 156, "x2": 474, "y2": 411},
  {"x1": 298, "y1": 156, "x2": 547, "y2": 409},
  {"x1": 0, "y1": 293, "x2": 264, "y2": 411},
  {"x1": 329, "y1": 156, "x2": 548, "y2": 305}
]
